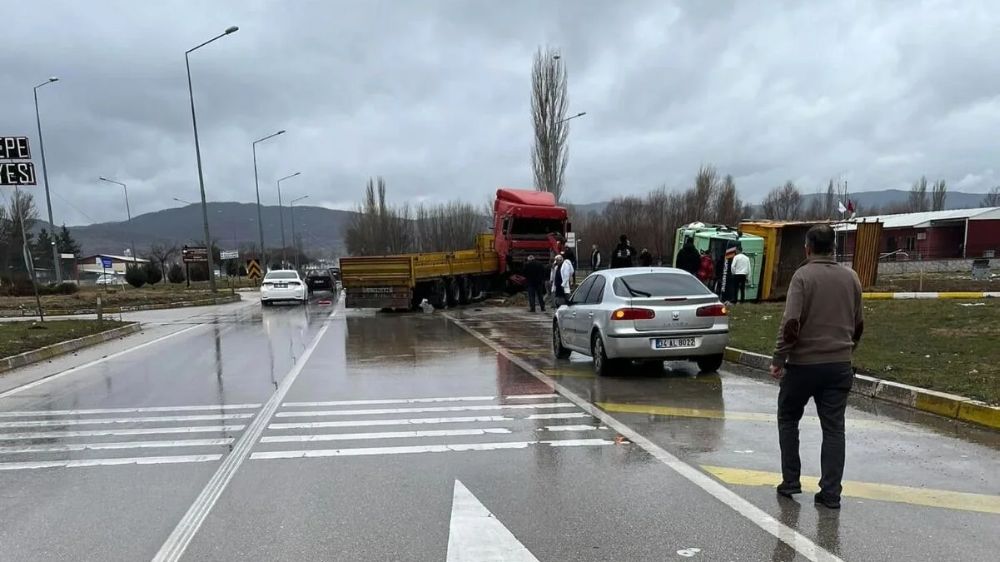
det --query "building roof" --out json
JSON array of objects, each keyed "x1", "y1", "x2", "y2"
[
  {"x1": 837, "y1": 207, "x2": 1000, "y2": 231},
  {"x1": 78, "y1": 253, "x2": 150, "y2": 263}
]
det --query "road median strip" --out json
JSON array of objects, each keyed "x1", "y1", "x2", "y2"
[
  {"x1": 863, "y1": 291, "x2": 1000, "y2": 300},
  {"x1": 0, "y1": 322, "x2": 141, "y2": 375},
  {"x1": 0, "y1": 294, "x2": 241, "y2": 317},
  {"x1": 724, "y1": 347, "x2": 1000, "y2": 431}
]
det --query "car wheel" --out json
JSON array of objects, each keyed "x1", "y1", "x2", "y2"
[
  {"x1": 696, "y1": 354, "x2": 724, "y2": 373},
  {"x1": 262, "y1": 300, "x2": 271, "y2": 307},
  {"x1": 552, "y1": 322, "x2": 571, "y2": 359},
  {"x1": 591, "y1": 332, "x2": 615, "y2": 377}
]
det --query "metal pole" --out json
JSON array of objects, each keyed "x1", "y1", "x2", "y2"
[
  {"x1": 186, "y1": 51, "x2": 216, "y2": 292},
  {"x1": 34, "y1": 79, "x2": 62, "y2": 283},
  {"x1": 123, "y1": 183, "x2": 137, "y2": 265},
  {"x1": 252, "y1": 130, "x2": 284, "y2": 269},
  {"x1": 290, "y1": 202, "x2": 298, "y2": 270},
  {"x1": 277, "y1": 179, "x2": 286, "y2": 267},
  {"x1": 14, "y1": 186, "x2": 44, "y2": 321}
]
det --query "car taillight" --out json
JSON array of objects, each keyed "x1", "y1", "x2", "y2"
[
  {"x1": 611, "y1": 308, "x2": 655, "y2": 320},
  {"x1": 696, "y1": 304, "x2": 729, "y2": 317},
  {"x1": 288, "y1": 281, "x2": 301, "y2": 286}
]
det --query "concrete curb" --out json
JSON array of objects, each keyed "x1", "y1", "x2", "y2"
[
  {"x1": 724, "y1": 347, "x2": 1000, "y2": 431},
  {"x1": 0, "y1": 294, "x2": 241, "y2": 318},
  {"x1": 864, "y1": 292, "x2": 1000, "y2": 300},
  {"x1": 0, "y1": 323, "x2": 142, "y2": 374}
]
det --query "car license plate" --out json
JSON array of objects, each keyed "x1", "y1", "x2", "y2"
[
  {"x1": 276, "y1": 283, "x2": 287, "y2": 288},
  {"x1": 653, "y1": 337, "x2": 696, "y2": 349}
]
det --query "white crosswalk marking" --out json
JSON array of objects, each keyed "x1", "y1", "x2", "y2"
[
  {"x1": 273, "y1": 403, "x2": 576, "y2": 419},
  {"x1": 251, "y1": 394, "x2": 611, "y2": 465},
  {"x1": 0, "y1": 404, "x2": 255, "y2": 472}
]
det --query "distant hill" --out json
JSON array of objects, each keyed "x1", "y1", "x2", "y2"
[
  {"x1": 38, "y1": 202, "x2": 355, "y2": 258},
  {"x1": 569, "y1": 189, "x2": 991, "y2": 217}
]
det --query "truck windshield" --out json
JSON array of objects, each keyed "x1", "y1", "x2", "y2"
[{"x1": 509, "y1": 218, "x2": 564, "y2": 236}]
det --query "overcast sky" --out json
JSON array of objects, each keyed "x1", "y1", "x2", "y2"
[{"x1": 3, "y1": 0, "x2": 999, "y2": 225}]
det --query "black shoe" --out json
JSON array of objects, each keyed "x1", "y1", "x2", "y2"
[
  {"x1": 814, "y1": 493, "x2": 841, "y2": 509},
  {"x1": 776, "y1": 482, "x2": 802, "y2": 497},
  {"x1": 529, "y1": 308, "x2": 536, "y2": 313}
]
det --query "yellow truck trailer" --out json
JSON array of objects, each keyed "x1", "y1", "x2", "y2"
[{"x1": 340, "y1": 234, "x2": 500, "y2": 309}]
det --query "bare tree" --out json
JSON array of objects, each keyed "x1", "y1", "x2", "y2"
[
  {"x1": 146, "y1": 244, "x2": 179, "y2": 277},
  {"x1": 931, "y1": 179, "x2": 947, "y2": 211},
  {"x1": 531, "y1": 46, "x2": 569, "y2": 202},
  {"x1": 689, "y1": 165, "x2": 719, "y2": 217},
  {"x1": 346, "y1": 177, "x2": 414, "y2": 256},
  {"x1": 824, "y1": 179, "x2": 836, "y2": 218},
  {"x1": 415, "y1": 201, "x2": 483, "y2": 252},
  {"x1": 712, "y1": 174, "x2": 743, "y2": 226},
  {"x1": 760, "y1": 181, "x2": 803, "y2": 221},
  {"x1": 982, "y1": 186, "x2": 1000, "y2": 207},
  {"x1": 908, "y1": 176, "x2": 929, "y2": 212}
]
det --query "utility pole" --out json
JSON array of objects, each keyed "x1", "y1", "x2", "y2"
[
  {"x1": 290, "y1": 195, "x2": 309, "y2": 270},
  {"x1": 276, "y1": 171, "x2": 300, "y2": 268},
  {"x1": 252, "y1": 129, "x2": 285, "y2": 267},
  {"x1": 34, "y1": 76, "x2": 62, "y2": 283}
]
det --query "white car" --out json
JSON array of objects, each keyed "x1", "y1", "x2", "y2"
[
  {"x1": 261, "y1": 270, "x2": 308, "y2": 306},
  {"x1": 94, "y1": 273, "x2": 124, "y2": 286}
]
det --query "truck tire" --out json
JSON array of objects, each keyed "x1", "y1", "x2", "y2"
[
  {"x1": 447, "y1": 277, "x2": 461, "y2": 308},
  {"x1": 431, "y1": 281, "x2": 447, "y2": 309},
  {"x1": 459, "y1": 276, "x2": 474, "y2": 305}
]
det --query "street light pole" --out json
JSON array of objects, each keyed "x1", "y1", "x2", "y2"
[
  {"x1": 276, "y1": 171, "x2": 300, "y2": 268},
  {"x1": 252, "y1": 130, "x2": 285, "y2": 267},
  {"x1": 34, "y1": 76, "x2": 62, "y2": 283},
  {"x1": 99, "y1": 177, "x2": 137, "y2": 266},
  {"x1": 185, "y1": 25, "x2": 238, "y2": 293},
  {"x1": 172, "y1": 197, "x2": 194, "y2": 205},
  {"x1": 555, "y1": 111, "x2": 586, "y2": 125},
  {"x1": 290, "y1": 195, "x2": 309, "y2": 270}
]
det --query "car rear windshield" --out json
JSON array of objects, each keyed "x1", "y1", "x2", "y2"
[
  {"x1": 612, "y1": 273, "x2": 711, "y2": 298},
  {"x1": 265, "y1": 271, "x2": 298, "y2": 280}
]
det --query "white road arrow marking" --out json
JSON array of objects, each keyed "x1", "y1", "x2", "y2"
[{"x1": 446, "y1": 480, "x2": 539, "y2": 562}]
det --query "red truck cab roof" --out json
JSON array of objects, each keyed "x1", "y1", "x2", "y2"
[
  {"x1": 495, "y1": 188, "x2": 558, "y2": 207},
  {"x1": 494, "y1": 188, "x2": 567, "y2": 220}
]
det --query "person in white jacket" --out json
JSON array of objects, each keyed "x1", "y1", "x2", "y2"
[
  {"x1": 551, "y1": 254, "x2": 575, "y2": 306},
  {"x1": 730, "y1": 244, "x2": 752, "y2": 303}
]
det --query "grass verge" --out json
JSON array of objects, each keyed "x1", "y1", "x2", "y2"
[
  {"x1": 730, "y1": 300, "x2": 999, "y2": 405},
  {"x1": 0, "y1": 286, "x2": 230, "y2": 313},
  {"x1": 0, "y1": 320, "x2": 128, "y2": 359}
]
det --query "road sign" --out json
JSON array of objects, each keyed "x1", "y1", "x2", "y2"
[
  {"x1": 101, "y1": 257, "x2": 114, "y2": 269},
  {"x1": 0, "y1": 162, "x2": 36, "y2": 186},
  {"x1": 246, "y1": 259, "x2": 262, "y2": 281},
  {"x1": 220, "y1": 250, "x2": 239, "y2": 260},
  {"x1": 182, "y1": 246, "x2": 209, "y2": 263}
]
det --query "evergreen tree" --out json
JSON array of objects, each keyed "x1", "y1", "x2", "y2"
[
  {"x1": 32, "y1": 228, "x2": 55, "y2": 270},
  {"x1": 57, "y1": 225, "x2": 82, "y2": 256}
]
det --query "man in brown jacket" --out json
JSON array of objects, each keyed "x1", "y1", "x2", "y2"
[{"x1": 770, "y1": 224, "x2": 864, "y2": 509}]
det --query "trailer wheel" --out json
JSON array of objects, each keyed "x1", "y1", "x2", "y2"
[
  {"x1": 446, "y1": 277, "x2": 461, "y2": 308},
  {"x1": 429, "y1": 281, "x2": 447, "y2": 309},
  {"x1": 459, "y1": 276, "x2": 474, "y2": 305}
]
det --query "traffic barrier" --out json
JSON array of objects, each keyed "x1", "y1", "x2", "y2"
[
  {"x1": 0, "y1": 323, "x2": 142, "y2": 374},
  {"x1": 725, "y1": 346, "x2": 1000, "y2": 431},
  {"x1": 863, "y1": 292, "x2": 1000, "y2": 300}
]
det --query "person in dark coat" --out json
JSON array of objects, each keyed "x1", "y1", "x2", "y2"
[
  {"x1": 523, "y1": 255, "x2": 547, "y2": 313},
  {"x1": 638, "y1": 248, "x2": 653, "y2": 267},
  {"x1": 675, "y1": 238, "x2": 701, "y2": 276},
  {"x1": 610, "y1": 234, "x2": 635, "y2": 268}
]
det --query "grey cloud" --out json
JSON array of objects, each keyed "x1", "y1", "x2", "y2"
[{"x1": 2, "y1": 0, "x2": 998, "y2": 226}]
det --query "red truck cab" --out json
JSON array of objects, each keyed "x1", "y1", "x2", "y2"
[{"x1": 493, "y1": 188, "x2": 569, "y2": 281}]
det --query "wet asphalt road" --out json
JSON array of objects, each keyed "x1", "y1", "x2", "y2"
[{"x1": 0, "y1": 294, "x2": 997, "y2": 561}]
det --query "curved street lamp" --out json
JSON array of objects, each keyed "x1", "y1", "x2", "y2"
[
  {"x1": 289, "y1": 195, "x2": 309, "y2": 270},
  {"x1": 276, "y1": 172, "x2": 301, "y2": 268},
  {"x1": 252, "y1": 129, "x2": 285, "y2": 263}
]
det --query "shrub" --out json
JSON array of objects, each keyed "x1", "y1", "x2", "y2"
[
  {"x1": 168, "y1": 263, "x2": 185, "y2": 284},
  {"x1": 46, "y1": 282, "x2": 79, "y2": 295},
  {"x1": 124, "y1": 264, "x2": 146, "y2": 288},
  {"x1": 145, "y1": 263, "x2": 163, "y2": 286},
  {"x1": 189, "y1": 264, "x2": 209, "y2": 282}
]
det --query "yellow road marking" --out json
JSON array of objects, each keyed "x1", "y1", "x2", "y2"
[
  {"x1": 540, "y1": 368, "x2": 595, "y2": 379},
  {"x1": 703, "y1": 465, "x2": 1000, "y2": 515},
  {"x1": 597, "y1": 402, "x2": 911, "y2": 432}
]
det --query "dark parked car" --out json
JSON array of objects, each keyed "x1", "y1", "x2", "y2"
[{"x1": 305, "y1": 269, "x2": 336, "y2": 293}]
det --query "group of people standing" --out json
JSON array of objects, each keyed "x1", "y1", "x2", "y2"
[
  {"x1": 675, "y1": 237, "x2": 752, "y2": 304},
  {"x1": 523, "y1": 252, "x2": 575, "y2": 313},
  {"x1": 590, "y1": 234, "x2": 654, "y2": 271}
]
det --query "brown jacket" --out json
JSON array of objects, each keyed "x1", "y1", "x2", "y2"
[{"x1": 772, "y1": 257, "x2": 864, "y2": 368}]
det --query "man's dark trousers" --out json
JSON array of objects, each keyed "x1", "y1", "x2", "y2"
[
  {"x1": 777, "y1": 362, "x2": 854, "y2": 500},
  {"x1": 527, "y1": 283, "x2": 545, "y2": 312},
  {"x1": 733, "y1": 274, "x2": 747, "y2": 303}
]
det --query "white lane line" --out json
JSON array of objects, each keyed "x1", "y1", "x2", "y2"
[
  {"x1": 283, "y1": 396, "x2": 495, "y2": 407},
  {"x1": 447, "y1": 479, "x2": 540, "y2": 562},
  {"x1": 538, "y1": 425, "x2": 602, "y2": 432},
  {"x1": 153, "y1": 300, "x2": 342, "y2": 562},
  {"x1": 269, "y1": 416, "x2": 512, "y2": 431},
  {"x1": 0, "y1": 438, "x2": 234, "y2": 454},
  {"x1": 526, "y1": 412, "x2": 591, "y2": 420},
  {"x1": 250, "y1": 438, "x2": 614, "y2": 460},
  {"x1": 0, "y1": 454, "x2": 222, "y2": 471},
  {"x1": 0, "y1": 425, "x2": 245, "y2": 441},
  {"x1": 446, "y1": 313, "x2": 844, "y2": 562},
  {"x1": 0, "y1": 413, "x2": 253, "y2": 429},
  {"x1": 0, "y1": 323, "x2": 206, "y2": 400},
  {"x1": 0, "y1": 403, "x2": 261, "y2": 419},
  {"x1": 260, "y1": 428, "x2": 511, "y2": 444},
  {"x1": 274, "y1": 403, "x2": 577, "y2": 418},
  {"x1": 282, "y1": 393, "x2": 561, "y2": 407}
]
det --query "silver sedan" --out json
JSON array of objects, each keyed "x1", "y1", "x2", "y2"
[{"x1": 552, "y1": 267, "x2": 730, "y2": 375}]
